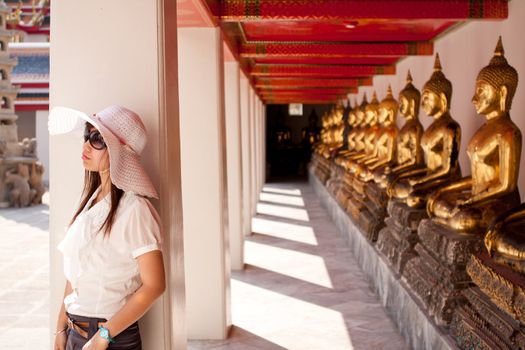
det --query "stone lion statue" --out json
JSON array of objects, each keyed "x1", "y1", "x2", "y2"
[
  {"x1": 29, "y1": 162, "x2": 46, "y2": 204},
  {"x1": 4, "y1": 165, "x2": 36, "y2": 207}
]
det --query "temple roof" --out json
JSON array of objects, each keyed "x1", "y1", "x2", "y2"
[
  {"x1": 177, "y1": 0, "x2": 509, "y2": 104},
  {"x1": 9, "y1": 43, "x2": 49, "y2": 111}
]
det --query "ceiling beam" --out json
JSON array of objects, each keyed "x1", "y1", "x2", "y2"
[
  {"x1": 240, "y1": 42, "x2": 433, "y2": 58},
  {"x1": 255, "y1": 77, "x2": 372, "y2": 88},
  {"x1": 260, "y1": 88, "x2": 352, "y2": 95},
  {"x1": 265, "y1": 99, "x2": 339, "y2": 104},
  {"x1": 220, "y1": 0, "x2": 508, "y2": 21},
  {"x1": 251, "y1": 64, "x2": 395, "y2": 77}
]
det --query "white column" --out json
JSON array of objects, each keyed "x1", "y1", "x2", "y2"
[
  {"x1": 254, "y1": 99, "x2": 260, "y2": 195},
  {"x1": 35, "y1": 110, "x2": 49, "y2": 187},
  {"x1": 50, "y1": 1, "x2": 184, "y2": 349},
  {"x1": 262, "y1": 103, "x2": 267, "y2": 185},
  {"x1": 224, "y1": 61, "x2": 244, "y2": 270},
  {"x1": 178, "y1": 27, "x2": 231, "y2": 339},
  {"x1": 257, "y1": 100, "x2": 263, "y2": 193},
  {"x1": 240, "y1": 74, "x2": 252, "y2": 237},
  {"x1": 249, "y1": 88, "x2": 257, "y2": 216},
  {"x1": 258, "y1": 100, "x2": 263, "y2": 192}
]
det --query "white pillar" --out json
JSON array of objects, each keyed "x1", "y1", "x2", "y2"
[
  {"x1": 260, "y1": 103, "x2": 264, "y2": 188},
  {"x1": 35, "y1": 110, "x2": 49, "y2": 187},
  {"x1": 224, "y1": 61, "x2": 244, "y2": 270},
  {"x1": 249, "y1": 88, "x2": 257, "y2": 216},
  {"x1": 240, "y1": 74, "x2": 252, "y2": 237},
  {"x1": 50, "y1": 1, "x2": 184, "y2": 349},
  {"x1": 262, "y1": 103, "x2": 267, "y2": 185},
  {"x1": 258, "y1": 100, "x2": 263, "y2": 192},
  {"x1": 178, "y1": 27, "x2": 231, "y2": 339}
]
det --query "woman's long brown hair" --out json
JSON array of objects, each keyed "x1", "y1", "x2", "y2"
[
  {"x1": 68, "y1": 172, "x2": 124, "y2": 236},
  {"x1": 68, "y1": 124, "x2": 124, "y2": 235}
]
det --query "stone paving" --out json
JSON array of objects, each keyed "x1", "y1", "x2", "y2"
[
  {"x1": 0, "y1": 193, "x2": 50, "y2": 350},
  {"x1": 189, "y1": 182, "x2": 408, "y2": 350}
]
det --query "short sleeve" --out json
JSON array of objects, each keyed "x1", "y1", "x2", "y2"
[{"x1": 123, "y1": 197, "x2": 163, "y2": 259}]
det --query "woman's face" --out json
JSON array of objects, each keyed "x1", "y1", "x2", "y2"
[{"x1": 82, "y1": 124, "x2": 109, "y2": 173}]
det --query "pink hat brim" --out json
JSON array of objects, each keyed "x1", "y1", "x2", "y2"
[{"x1": 48, "y1": 106, "x2": 159, "y2": 199}]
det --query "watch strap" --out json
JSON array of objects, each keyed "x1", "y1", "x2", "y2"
[{"x1": 98, "y1": 326, "x2": 116, "y2": 343}]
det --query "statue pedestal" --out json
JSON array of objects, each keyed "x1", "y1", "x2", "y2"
[
  {"x1": 403, "y1": 219, "x2": 483, "y2": 326},
  {"x1": 311, "y1": 154, "x2": 332, "y2": 184},
  {"x1": 345, "y1": 177, "x2": 367, "y2": 222},
  {"x1": 450, "y1": 253, "x2": 525, "y2": 349},
  {"x1": 376, "y1": 200, "x2": 427, "y2": 275},
  {"x1": 326, "y1": 163, "x2": 345, "y2": 198},
  {"x1": 358, "y1": 182, "x2": 388, "y2": 242}
]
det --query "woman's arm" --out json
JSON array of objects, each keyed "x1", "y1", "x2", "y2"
[
  {"x1": 54, "y1": 280, "x2": 72, "y2": 350},
  {"x1": 106, "y1": 250, "x2": 166, "y2": 334},
  {"x1": 83, "y1": 250, "x2": 166, "y2": 349}
]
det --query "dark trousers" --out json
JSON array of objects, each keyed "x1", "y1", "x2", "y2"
[{"x1": 66, "y1": 313, "x2": 142, "y2": 350}]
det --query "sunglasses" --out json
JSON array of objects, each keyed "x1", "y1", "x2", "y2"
[{"x1": 83, "y1": 130, "x2": 107, "y2": 150}]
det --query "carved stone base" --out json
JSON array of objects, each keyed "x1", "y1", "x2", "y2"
[
  {"x1": 310, "y1": 154, "x2": 332, "y2": 184},
  {"x1": 334, "y1": 172, "x2": 354, "y2": 211},
  {"x1": 357, "y1": 183, "x2": 388, "y2": 242},
  {"x1": 345, "y1": 178, "x2": 367, "y2": 222},
  {"x1": 403, "y1": 219, "x2": 483, "y2": 326},
  {"x1": 376, "y1": 200, "x2": 427, "y2": 275},
  {"x1": 468, "y1": 252, "x2": 525, "y2": 324},
  {"x1": 450, "y1": 286, "x2": 524, "y2": 350},
  {"x1": 326, "y1": 163, "x2": 345, "y2": 198},
  {"x1": 448, "y1": 252, "x2": 525, "y2": 349}
]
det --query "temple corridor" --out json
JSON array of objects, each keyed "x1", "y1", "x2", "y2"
[{"x1": 189, "y1": 182, "x2": 408, "y2": 350}]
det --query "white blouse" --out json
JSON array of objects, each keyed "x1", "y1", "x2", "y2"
[{"x1": 58, "y1": 186, "x2": 162, "y2": 319}]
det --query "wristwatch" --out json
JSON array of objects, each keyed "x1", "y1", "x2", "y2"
[{"x1": 99, "y1": 326, "x2": 116, "y2": 343}]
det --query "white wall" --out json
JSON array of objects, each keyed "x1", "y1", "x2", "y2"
[
  {"x1": 352, "y1": 0, "x2": 525, "y2": 193},
  {"x1": 35, "y1": 110, "x2": 49, "y2": 186}
]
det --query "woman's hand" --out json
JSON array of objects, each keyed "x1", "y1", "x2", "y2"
[
  {"x1": 53, "y1": 331, "x2": 68, "y2": 350},
  {"x1": 81, "y1": 331, "x2": 109, "y2": 350}
]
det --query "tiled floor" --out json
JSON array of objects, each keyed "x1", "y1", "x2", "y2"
[
  {"x1": 0, "y1": 194, "x2": 50, "y2": 350},
  {"x1": 189, "y1": 182, "x2": 408, "y2": 350}
]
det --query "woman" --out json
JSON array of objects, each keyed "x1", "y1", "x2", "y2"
[{"x1": 49, "y1": 106, "x2": 166, "y2": 350}]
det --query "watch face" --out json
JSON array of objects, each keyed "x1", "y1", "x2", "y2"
[{"x1": 100, "y1": 328, "x2": 109, "y2": 337}]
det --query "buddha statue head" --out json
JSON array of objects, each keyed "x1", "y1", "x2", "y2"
[
  {"x1": 379, "y1": 85, "x2": 398, "y2": 127},
  {"x1": 422, "y1": 54, "x2": 452, "y2": 118},
  {"x1": 472, "y1": 36, "x2": 518, "y2": 118},
  {"x1": 399, "y1": 70, "x2": 421, "y2": 120},
  {"x1": 356, "y1": 93, "x2": 368, "y2": 126},
  {"x1": 364, "y1": 91, "x2": 380, "y2": 126}
]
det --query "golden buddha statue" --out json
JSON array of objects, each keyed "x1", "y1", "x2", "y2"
[
  {"x1": 358, "y1": 85, "x2": 399, "y2": 181},
  {"x1": 314, "y1": 112, "x2": 329, "y2": 155},
  {"x1": 387, "y1": 54, "x2": 461, "y2": 208},
  {"x1": 331, "y1": 105, "x2": 346, "y2": 154},
  {"x1": 320, "y1": 110, "x2": 335, "y2": 158},
  {"x1": 375, "y1": 71, "x2": 424, "y2": 188},
  {"x1": 334, "y1": 101, "x2": 359, "y2": 165},
  {"x1": 428, "y1": 37, "x2": 521, "y2": 234},
  {"x1": 343, "y1": 92, "x2": 380, "y2": 172},
  {"x1": 339, "y1": 95, "x2": 369, "y2": 164}
]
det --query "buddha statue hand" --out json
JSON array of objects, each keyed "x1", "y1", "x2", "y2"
[{"x1": 484, "y1": 221, "x2": 503, "y2": 257}]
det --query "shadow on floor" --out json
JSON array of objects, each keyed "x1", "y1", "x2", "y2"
[
  {"x1": 189, "y1": 326, "x2": 288, "y2": 350},
  {"x1": 190, "y1": 182, "x2": 408, "y2": 350}
]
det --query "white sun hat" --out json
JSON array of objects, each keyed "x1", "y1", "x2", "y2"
[{"x1": 48, "y1": 105, "x2": 158, "y2": 199}]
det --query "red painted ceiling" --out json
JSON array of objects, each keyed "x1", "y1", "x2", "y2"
[{"x1": 185, "y1": 0, "x2": 509, "y2": 104}]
